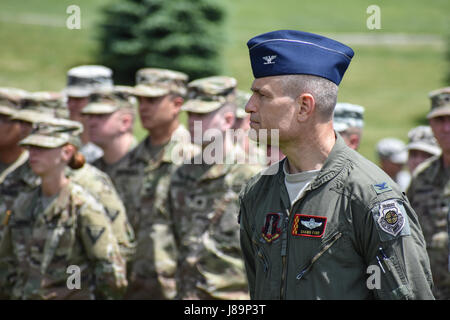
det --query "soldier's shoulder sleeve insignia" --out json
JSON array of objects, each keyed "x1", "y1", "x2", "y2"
[{"x1": 371, "y1": 199, "x2": 411, "y2": 241}]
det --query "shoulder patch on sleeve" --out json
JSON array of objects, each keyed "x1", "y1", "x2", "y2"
[{"x1": 371, "y1": 199, "x2": 411, "y2": 241}]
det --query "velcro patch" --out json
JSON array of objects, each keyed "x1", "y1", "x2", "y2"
[
  {"x1": 371, "y1": 199, "x2": 411, "y2": 241},
  {"x1": 261, "y1": 213, "x2": 282, "y2": 243},
  {"x1": 378, "y1": 200, "x2": 404, "y2": 236},
  {"x1": 291, "y1": 214, "x2": 327, "y2": 238},
  {"x1": 372, "y1": 182, "x2": 392, "y2": 194}
]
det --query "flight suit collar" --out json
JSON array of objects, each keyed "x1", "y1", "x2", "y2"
[
  {"x1": 277, "y1": 132, "x2": 349, "y2": 190},
  {"x1": 276, "y1": 132, "x2": 350, "y2": 210}
]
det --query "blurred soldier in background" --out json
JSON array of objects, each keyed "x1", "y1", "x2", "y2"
[
  {"x1": 82, "y1": 86, "x2": 138, "y2": 179},
  {"x1": 406, "y1": 125, "x2": 441, "y2": 174},
  {"x1": 118, "y1": 68, "x2": 197, "y2": 299},
  {"x1": 407, "y1": 87, "x2": 450, "y2": 299},
  {"x1": 0, "y1": 122, "x2": 128, "y2": 299},
  {"x1": 169, "y1": 76, "x2": 262, "y2": 300},
  {"x1": 333, "y1": 102, "x2": 365, "y2": 150},
  {"x1": 64, "y1": 65, "x2": 113, "y2": 163},
  {"x1": 376, "y1": 137, "x2": 411, "y2": 191}
]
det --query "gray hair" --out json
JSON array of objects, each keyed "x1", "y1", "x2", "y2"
[{"x1": 279, "y1": 74, "x2": 338, "y2": 121}]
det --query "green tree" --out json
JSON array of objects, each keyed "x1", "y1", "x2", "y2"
[{"x1": 98, "y1": 0, "x2": 226, "y2": 84}]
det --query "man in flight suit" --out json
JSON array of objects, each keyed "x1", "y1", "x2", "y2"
[{"x1": 238, "y1": 30, "x2": 434, "y2": 300}]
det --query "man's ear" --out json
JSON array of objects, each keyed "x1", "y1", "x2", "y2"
[
  {"x1": 348, "y1": 133, "x2": 361, "y2": 150},
  {"x1": 172, "y1": 96, "x2": 184, "y2": 113},
  {"x1": 223, "y1": 111, "x2": 235, "y2": 130},
  {"x1": 120, "y1": 112, "x2": 134, "y2": 133},
  {"x1": 296, "y1": 93, "x2": 315, "y2": 122}
]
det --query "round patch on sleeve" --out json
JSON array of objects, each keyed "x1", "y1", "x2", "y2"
[{"x1": 371, "y1": 199, "x2": 411, "y2": 241}]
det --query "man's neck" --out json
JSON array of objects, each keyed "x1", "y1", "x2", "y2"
[
  {"x1": 101, "y1": 133, "x2": 134, "y2": 165},
  {"x1": 282, "y1": 126, "x2": 336, "y2": 174},
  {"x1": 149, "y1": 120, "x2": 179, "y2": 146},
  {"x1": 0, "y1": 146, "x2": 25, "y2": 165}
]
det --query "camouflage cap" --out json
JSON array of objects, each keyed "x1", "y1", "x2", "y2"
[
  {"x1": 182, "y1": 76, "x2": 237, "y2": 114},
  {"x1": 333, "y1": 102, "x2": 365, "y2": 132},
  {"x1": 21, "y1": 91, "x2": 69, "y2": 119},
  {"x1": 235, "y1": 90, "x2": 251, "y2": 119},
  {"x1": 0, "y1": 87, "x2": 29, "y2": 108},
  {"x1": 376, "y1": 137, "x2": 408, "y2": 164},
  {"x1": 0, "y1": 104, "x2": 19, "y2": 117},
  {"x1": 11, "y1": 109, "x2": 56, "y2": 125},
  {"x1": 82, "y1": 86, "x2": 137, "y2": 115},
  {"x1": 427, "y1": 87, "x2": 450, "y2": 119},
  {"x1": 134, "y1": 68, "x2": 188, "y2": 97},
  {"x1": 406, "y1": 125, "x2": 441, "y2": 156},
  {"x1": 19, "y1": 120, "x2": 83, "y2": 149},
  {"x1": 65, "y1": 65, "x2": 113, "y2": 98}
]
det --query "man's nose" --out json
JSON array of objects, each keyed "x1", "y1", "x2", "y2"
[{"x1": 245, "y1": 94, "x2": 257, "y2": 114}]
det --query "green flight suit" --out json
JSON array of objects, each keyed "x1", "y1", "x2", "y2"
[{"x1": 239, "y1": 134, "x2": 434, "y2": 300}]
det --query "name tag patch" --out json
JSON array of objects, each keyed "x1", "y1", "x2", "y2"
[{"x1": 291, "y1": 214, "x2": 327, "y2": 238}]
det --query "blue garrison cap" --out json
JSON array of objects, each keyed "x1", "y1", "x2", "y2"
[{"x1": 247, "y1": 30, "x2": 354, "y2": 85}]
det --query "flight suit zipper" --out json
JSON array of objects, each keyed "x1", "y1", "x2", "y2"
[
  {"x1": 296, "y1": 232, "x2": 342, "y2": 281},
  {"x1": 280, "y1": 210, "x2": 291, "y2": 299}
]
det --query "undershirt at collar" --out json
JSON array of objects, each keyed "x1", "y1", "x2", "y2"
[{"x1": 283, "y1": 160, "x2": 320, "y2": 207}]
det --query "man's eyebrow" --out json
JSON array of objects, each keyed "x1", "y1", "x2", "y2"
[{"x1": 251, "y1": 86, "x2": 271, "y2": 96}]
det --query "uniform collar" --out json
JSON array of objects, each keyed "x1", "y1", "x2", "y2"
[{"x1": 277, "y1": 132, "x2": 349, "y2": 190}]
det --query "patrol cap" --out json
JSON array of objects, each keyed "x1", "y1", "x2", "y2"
[
  {"x1": 247, "y1": 30, "x2": 354, "y2": 85},
  {"x1": 19, "y1": 120, "x2": 83, "y2": 149},
  {"x1": 0, "y1": 87, "x2": 29, "y2": 108},
  {"x1": 21, "y1": 91, "x2": 69, "y2": 119},
  {"x1": 134, "y1": 68, "x2": 188, "y2": 98},
  {"x1": 65, "y1": 65, "x2": 113, "y2": 98},
  {"x1": 427, "y1": 87, "x2": 450, "y2": 119},
  {"x1": 376, "y1": 138, "x2": 408, "y2": 164},
  {"x1": 0, "y1": 104, "x2": 17, "y2": 117},
  {"x1": 11, "y1": 109, "x2": 56, "y2": 125},
  {"x1": 182, "y1": 76, "x2": 237, "y2": 114},
  {"x1": 406, "y1": 125, "x2": 441, "y2": 156},
  {"x1": 333, "y1": 102, "x2": 365, "y2": 132},
  {"x1": 236, "y1": 90, "x2": 251, "y2": 119},
  {"x1": 82, "y1": 86, "x2": 137, "y2": 115}
]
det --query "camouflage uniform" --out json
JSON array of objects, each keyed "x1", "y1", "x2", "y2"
[
  {"x1": 67, "y1": 164, "x2": 136, "y2": 262},
  {"x1": 0, "y1": 90, "x2": 40, "y2": 298},
  {"x1": 0, "y1": 126, "x2": 128, "y2": 299},
  {"x1": 10, "y1": 100, "x2": 136, "y2": 264},
  {"x1": 115, "y1": 68, "x2": 198, "y2": 299},
  {"x1": 407, "y1": 156, "x2": 450, "y2": 299},
  {"x1": 170, "y1": 76, "x2": 263, "y2": 300},
  {"x1": 407, "y1": 88, "x2": 450, "y2": 299}
]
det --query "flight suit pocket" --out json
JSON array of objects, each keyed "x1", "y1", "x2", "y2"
[{"x1": 375, "y1": 245, "x2": 413, "y2": 299}]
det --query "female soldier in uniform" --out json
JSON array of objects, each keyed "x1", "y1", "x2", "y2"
[{"x1": 0, "y1": 123, "x2": 127, "y2": 299}]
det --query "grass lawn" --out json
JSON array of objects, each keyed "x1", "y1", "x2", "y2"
[{"x1": 0, "y1": 0, "x2": 448, "y2": 162}]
